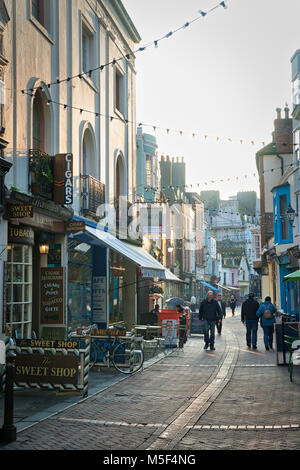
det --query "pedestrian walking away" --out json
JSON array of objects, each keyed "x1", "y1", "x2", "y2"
[
  {"x1": 241, "y1": 293, "x2": 260, "y2": 349},
  {"x1": 190, "y1": 295, "x2": 196, "y2": 313},
  {"x1": 256, "y1": 296, "x2": 277, "y2": 350},
  {"x1": 216, "y1": 294, "x2": 226, "y2": 335},
  {"x1": 229, "y1": 295, "x2": 237, "y2": 316},
  {"x1": 199, "y1": 291, "x2": 222, "y2": 350}
]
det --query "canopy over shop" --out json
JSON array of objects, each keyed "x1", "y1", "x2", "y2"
[{"x1": 67, "y1": 219, "x2": 182, "y2": 331}]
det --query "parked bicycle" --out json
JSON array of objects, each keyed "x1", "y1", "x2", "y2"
[{"x1": 69, "y1": 325, "x2": 144, "y2": 375}]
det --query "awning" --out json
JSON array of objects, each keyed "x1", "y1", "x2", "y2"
[
  {"x1": 75, "y1": 226, "x2": 182, "y2": 282},
  {"x1": 217, "y1": 284, "x2": 231, "y2": 292},
  {"x1": 283, "y1": 269, "x2": 300, "y2": 282},
  {"x1": 199, "y1": 281, "x2": 219, "y2": 293},
  {"x1": 126, "y1": 244, "x2": 183, "y2": 283}
]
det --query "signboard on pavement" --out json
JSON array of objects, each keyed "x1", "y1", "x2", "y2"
[{"x1": 14, "y1": 353, "x2": 78, "y2": 385}]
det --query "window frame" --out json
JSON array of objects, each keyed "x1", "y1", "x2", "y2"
[
  {"x1": 273, "y1": 184, "x2": 293, "y2": 244},
  {"x1": 114, "y1": 66, "x2": 125, "y2": 118},
  {"x1": 80, "y1": 14, "x2": 97, "y2": 90},
  {"x1": 30, "y1": 0, "x2": 53, "y2": 44}
]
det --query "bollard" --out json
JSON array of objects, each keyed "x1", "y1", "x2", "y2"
[{"x1": 1, "y1": 350, "x2": 17, "y2": 443}]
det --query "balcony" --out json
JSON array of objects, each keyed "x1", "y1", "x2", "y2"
[
  {"x1": 81, "y1": 174, "x2": 105, "y2": 217},
  {"x1": 29, "y1": 149, "x2": 53, "y2": 200}
]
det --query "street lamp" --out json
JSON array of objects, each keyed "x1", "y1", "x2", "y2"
[{"x1": 287, "y1": 204, "x2": 296, "y2": 226}]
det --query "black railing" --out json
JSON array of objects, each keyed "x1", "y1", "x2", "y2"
[{"x1": 81, "y1": 174, "x2": 105, "y2": 216}]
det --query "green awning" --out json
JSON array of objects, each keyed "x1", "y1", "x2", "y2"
[{"x1": 283, "y1": 270, "x2": 300, "y2": 282}]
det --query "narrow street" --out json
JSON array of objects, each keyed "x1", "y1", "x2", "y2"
[{"x1": 1, "y1": 310, "x2": 300, "y2": 451}]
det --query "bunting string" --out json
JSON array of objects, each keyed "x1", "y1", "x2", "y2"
[
  {"x1": 21, "y1": 92, "x2": 296, "y2": 149},
  {"x1": 15, "y1": 1, "x2": 228, "y2": 94}
]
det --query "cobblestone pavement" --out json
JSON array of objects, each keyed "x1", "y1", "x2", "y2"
[{"x1": 1, "y1": 311, "x2": 300, "y2": 450}]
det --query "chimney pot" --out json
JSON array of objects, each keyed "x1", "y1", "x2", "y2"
[
  {"x1": 284, "y1": 106, "x2": 290, "y2": 119},
  {"x1": 276, "y1": 108, "x2": 282, "y2": 119},
  {"x1": 166, "y1": 155, "x2": 170, "y2": 161}
]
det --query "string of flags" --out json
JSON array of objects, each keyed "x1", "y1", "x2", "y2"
[
  {"x1": 18, "y1": 1, "x2": 228, "y2": 94},
  {"x1": 21, "y1": 92, "x2": 296, "y2": 149}
]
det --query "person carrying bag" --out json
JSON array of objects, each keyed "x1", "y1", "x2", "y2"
[{"x1": 256, "y1": 296, "x2": 277, "y2": 350}]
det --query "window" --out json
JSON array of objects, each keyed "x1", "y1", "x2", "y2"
[
  {"x1": 273, "y1": 185, "x2": 293, "y2": 244},
  {"x1": 68, "y1": 240, "x2": 93, "y2": 329},
  {"x1": 32, "y1": 0, "x2": 50, "y2": 32},
  {"x1": 224, "y1": 272, "x2": 227, "y2": 285},
  {"x1": 33, "y1": 91, "x2": 44, "y2": 150},
  {"x1": 82, "y1": 23, "x2": 95, "y2": 76},
  {"x1": 294, "y1": 130, "x2": 300, "y2": 167},
  {"x1": 232, "y1": 273, "x2": 234, "y2": 285},
  {"x1": 6, "y1": 245, "x2": 33, "y2": 338},
  {"x1": 145, "y1": 155, "x2": 152, "y2": 186},
  {"x1": 279, "y1": 194, "x2": 289, "y2": 240},
  {"x1": 115, "y1": 68, "x2": 125, "y2": 115}
]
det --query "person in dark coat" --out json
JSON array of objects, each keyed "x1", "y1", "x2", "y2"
[
  {"x1": 229, "y1": 295, "x2": 237, "y2": 316},
  {"x1": 199, "y1": 291, "x2": 222, "y2": 350},
  {"x1": 216, "y1": 294, "x2": 226, "y2": 335},
  {"x1": 241, "y1": 293, "x2": 260, "y2": 349}
]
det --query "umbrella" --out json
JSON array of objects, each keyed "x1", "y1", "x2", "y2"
[
  {"x1": 165, "y1": 297, "x2": 189, "y2": 306},
  {"x1": 283, "y1": 270, "x2": 300, "y2": 282}
]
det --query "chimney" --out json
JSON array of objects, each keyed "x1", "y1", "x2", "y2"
[
  {"x1": 161, "y1": 155, "x2": 165, "y2": 162},
  {"x1": 273, "y1": 106, "x2": 293, "y2": 153}
]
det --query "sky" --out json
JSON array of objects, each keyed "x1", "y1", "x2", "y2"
[{"x1": 122, "y1": 0, "x2": 300, "y2": 200}]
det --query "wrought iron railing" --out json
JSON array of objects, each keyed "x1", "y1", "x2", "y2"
[{"x1": 81, "y1": 174, "x2": 105, "y2": 216}]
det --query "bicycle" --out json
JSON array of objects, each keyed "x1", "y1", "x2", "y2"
[{"x1": 69, "y1": 325, "x2": 144, "y2": 375}]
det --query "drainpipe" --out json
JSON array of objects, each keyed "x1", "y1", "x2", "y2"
[{"x1": 275, "y1": 154, "x2": 284, "y2": 176}]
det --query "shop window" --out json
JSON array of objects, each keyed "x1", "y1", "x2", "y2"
[
  {"x1": 109, "y1": 251, "x2": 124, "y2": 324},
  {"x1": 6, "y1": 245, "x2": 33, "y2": 338},
  {"x1": 68, "y1": 240, "x2": 92, "y2": 329}
]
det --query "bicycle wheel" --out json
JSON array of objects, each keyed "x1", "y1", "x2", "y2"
[{"x1": 112, "y1": 341, "x2": 144, "y2": 374}]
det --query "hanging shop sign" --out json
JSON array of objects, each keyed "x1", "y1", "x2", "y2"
[
  {"x1": 66, "y1": 221, "x2": 86, "y2": 233},
  {"x1": 6, "y1": 203, "x2": 33, "y2": 219},
  {"x1": 41, "y1": 267, "x2": 65, "y2": 325},
  {"x1": 8, "y1": 224, "x2": 34, "y2": 245},
  {"x1": 54, "y1": 153, "x2": 73, "y2": 206},
  {"x1": 92, "y1": 276, "x2": 107, "y2": 324},
  {"x1": 10, "y1": 190, "x2": 74, "y2": 221},
  {"x1": 14, "y1": 353, "x2": 79, "y2": 385}
]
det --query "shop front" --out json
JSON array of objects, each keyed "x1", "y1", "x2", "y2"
[
  {"x1": 3, "y1": 192, "x2": 73, "y2": 340},
  {"x1": 67, "y1": 219, "x2": 182, "y2": 332}
]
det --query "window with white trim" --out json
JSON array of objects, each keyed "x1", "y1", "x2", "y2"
[{"x1": 6, "y1": 245, "x2": 33, "y2": 338}]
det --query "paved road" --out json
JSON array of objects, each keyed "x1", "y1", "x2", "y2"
[{"x1": 1, "y1": 310, "x2": 300, "y2": 450}]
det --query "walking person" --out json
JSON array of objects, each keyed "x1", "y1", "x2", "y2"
[
  {"x1": 216, "y1": 294, "x2": 226, "y2": 335},
  {"x1": 190, "y1": 295, "x2": 196, "y2": 313},
  {"x1": 256, "y1": 296, "x2": 277, "y2": 351},
  {"x1": 199, "y1": 291, "x2": 222, "y2": 350},
  {"x1": 241, "y1": 293, "x2": 260, "y2": 349},
  {"x1": 229, "y1": 295, "x2": 237, "y2": 316}
]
